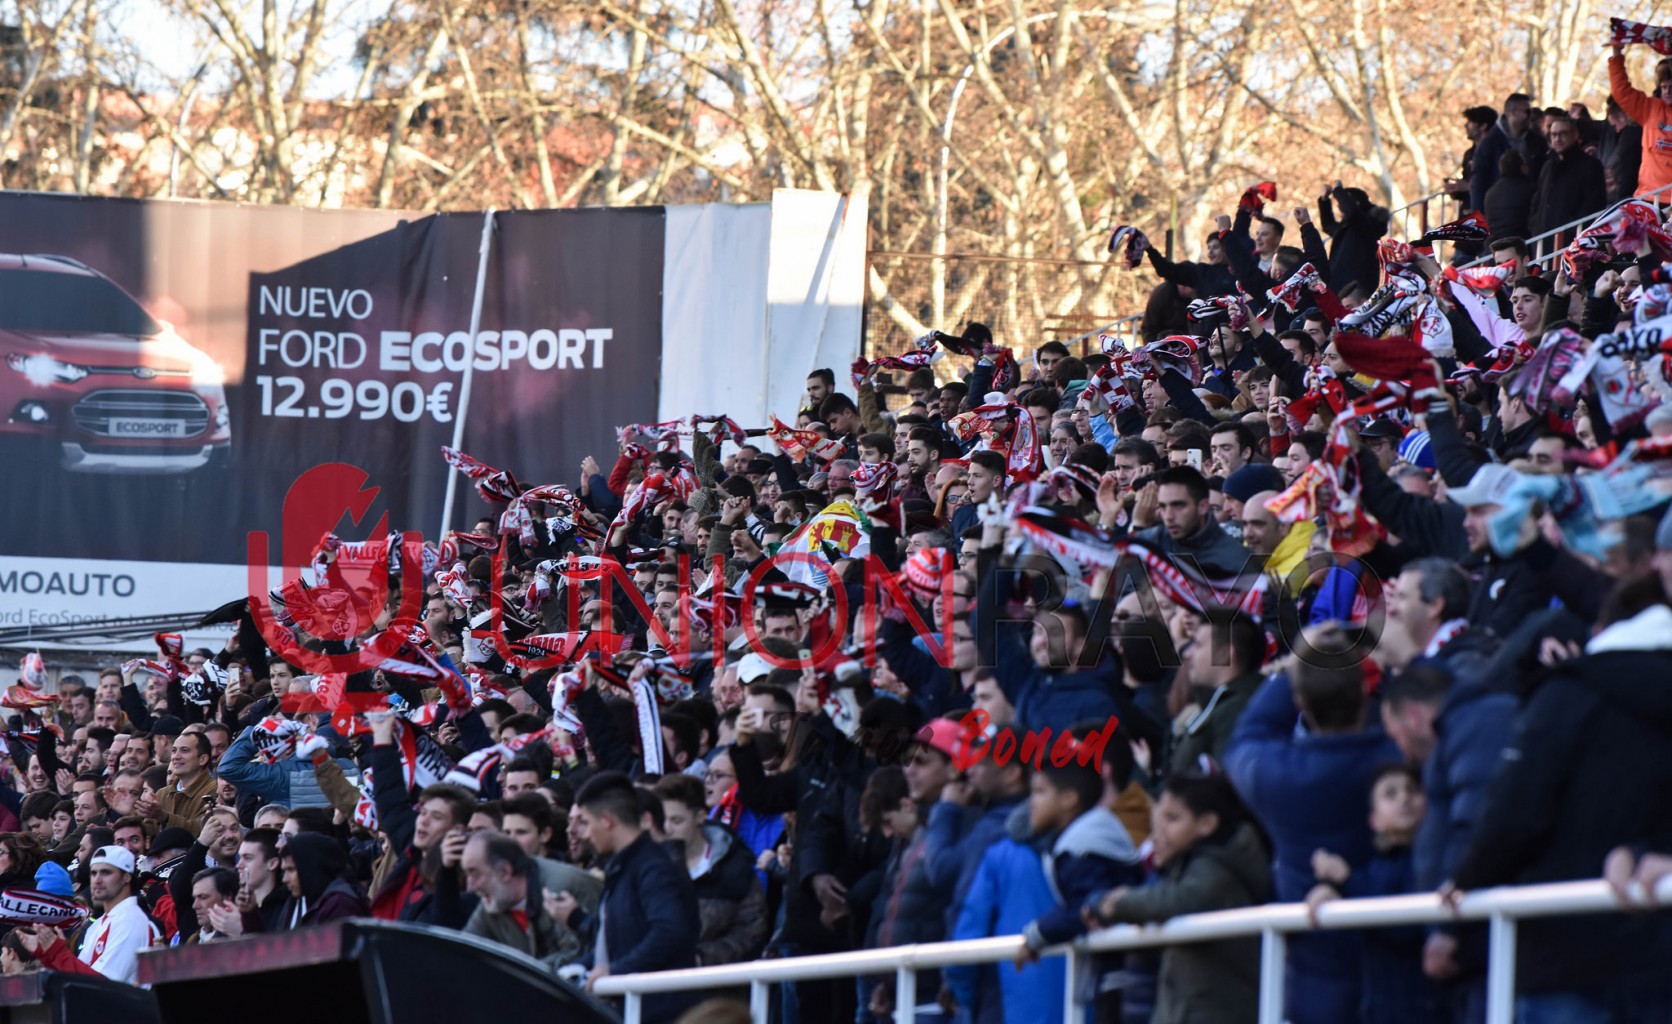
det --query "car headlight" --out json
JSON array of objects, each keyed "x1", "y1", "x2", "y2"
[{"x1": 7, "y1": 353, "x2": 88, "y2": 386}]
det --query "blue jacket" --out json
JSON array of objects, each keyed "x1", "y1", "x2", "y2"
[
  {"x1": 948, "y1": 836, "x2": 1065, "y2": 1024},
  {"x1": 575, "y1": 830, "x2": 700, "y2": 1024},
  {"x1": 1224, "y1": 672, "x2": 1401, "y2": 1024},
  {"x1": 1024, "y1": 806, "x2": 1141, "y2": 950},
  {"x1": 977, "y1": 562, "x2": 1120, "y2": 736},
  {"x1": 1412, "y1": 675, "x2": 1517, "y2": 891},
  {"x1": 922, "y1": 794, "x2": 1027, "y2": 933},
  {"x1": 1342, "y1": 845, "x2": 1443, "y2": 1024},
  {"x1": 216, "y1": 725, "x2": 361, "y2": 810}
]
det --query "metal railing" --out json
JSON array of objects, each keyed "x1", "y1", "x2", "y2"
[
  {"x1": 1389, "y1": 188, "x2": 1455, "y2": 243},
  {"x1": 1459, "y1": 179, "x2": 1672, "y2": 270},
  {"x1": 594, "y1": 875, "x2": 1672, "y2": 1024}
]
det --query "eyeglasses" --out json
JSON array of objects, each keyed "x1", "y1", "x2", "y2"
[{"x1": 704, "y1": 770, "x2": 735, "y2": 783}]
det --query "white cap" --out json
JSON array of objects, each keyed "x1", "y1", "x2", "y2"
[
  {"x1": 90, "y1": 845, "x2": 135, "y2": 876},
  {"x1": 736, "y1": 652, "x2": 774, "y2": 686},
  {"x1": 1446, "y1": 463, "x2": 1521, "y2": 508}
]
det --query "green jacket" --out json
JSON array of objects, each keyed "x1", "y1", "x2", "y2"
[
  {"x1": 1106, "y1": 823, "x2": 1270, "y2": 1024},
  {"x1": 464, "y1": 857, "x2": 602, "y2": 968},
  {"x1": 1169, "y1": 671, "x2": 1263, "y2": 776}
]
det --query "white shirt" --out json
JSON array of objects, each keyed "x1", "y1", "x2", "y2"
[{"x1": 78, "y1": 895, "x2": 160, "y2": 985}]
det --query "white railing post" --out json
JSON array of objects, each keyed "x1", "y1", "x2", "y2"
[
  {"x1": 750, "y1": 980, "x2": 769, "y2": 1023},
  {"x1": 1062, "y1": 947, "x2": 1080, "y2": 1024},
  {"x1": 1258, "y1": 928, "x2": 1286, "y2": 1024},
  {"x1": 623, "y1": 991, "x2": 642, "y2": 1024},
  {"x1": 1486, "y1": 913, "x2": 1518, "y2": 1024},
  {"x1": 895, "y1": 965, "x2": 917, "y2": 1024}
]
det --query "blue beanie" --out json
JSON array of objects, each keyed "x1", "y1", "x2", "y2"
[
  {"x1": 1398, "y1": 430, "x2": 1436, "y2": 470},
  {"x1": 1223, "y1": 463, "x2": 1285, "y2": 504},
  {"x1": 34, "y1": 861, "x2": 73, "y2": 898}
]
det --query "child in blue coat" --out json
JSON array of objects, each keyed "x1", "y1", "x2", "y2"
[
  {"x1": 947, "y1": 805, "x2": 1064, "y2": 1024},
  {"x1": 1305, "y1": 762, "x2": 1444, "y2": 1024}
]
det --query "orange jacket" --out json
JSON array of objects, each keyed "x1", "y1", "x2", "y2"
[{"x1": 1610, "y1": 54, "x2": 1672, "y2": 196}]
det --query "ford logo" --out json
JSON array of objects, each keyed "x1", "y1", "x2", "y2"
[{"x1": 133, "y1": 367, "x2": 157, "y2": 379}]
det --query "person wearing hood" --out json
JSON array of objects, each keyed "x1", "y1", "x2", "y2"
[
  {"x1": 1225, "y1": 624, "x2": 1401, "y2": 1024},
  {"x1": 1316, "y1": 181, "x2": 1389, "y2": 294},
  {"x1": 276, "y1": 832, "x2": 367, "y2": 927},
  {"x1": 1447, "y1": 527, "x2": 1672, "y2": 1020},
  {"x1": 1088, "y1": 772, "x2": 1271, "y2": 1024},
  {"x1": 1017, "y1": 737, "x2": 1141, "y2": 960},
  {"x1": 654, "y1": 774, "x2": 767, "y2": 966}
]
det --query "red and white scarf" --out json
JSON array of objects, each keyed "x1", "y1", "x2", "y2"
[
  {"x1": 1611, "y1": 17, "x2": 1672, "y2": 55},
  {"x1": 767, "y1": 415, "x2": 846, "y2": 464},
  {"x1": 440, "y1": 446, "x2": 522, "y2": 504}
]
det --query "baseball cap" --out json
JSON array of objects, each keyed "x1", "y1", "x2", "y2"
[
  {"x1": 149, "y1": 715, "x2": 185, "y2": 739},
  {"x1": 914, "y1": 718, "x2": 968, "y2": 761},
  {"x1": 1446, "y1": 463, "x2": 1521, "y2": 507},
  {"x1": 1397, "y1": 430, "x2": 1436, "y2": 470},
  {"x1": 1360, "y1": 417, "x2": 1403, "y2": 440},
  {"x1": 89, "y1": 845, "x2": 135, "y2": 876},
  {"x1": 735, "y1": 653, "x2": 774, "y2": 686}
]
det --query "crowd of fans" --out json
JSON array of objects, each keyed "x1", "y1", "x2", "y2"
[{"x1": 9, "y1": 28, "x2": 1672, "y2": 1024}]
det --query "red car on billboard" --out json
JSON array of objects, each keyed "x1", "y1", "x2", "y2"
[{"x1": 0, "y1": 253, "x2": 230, "y2": 473}]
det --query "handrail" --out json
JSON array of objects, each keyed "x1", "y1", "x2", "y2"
[
  {"x1": 1389, "y1": 188, "x2": 1452, "y2": 242},
  {"x1": 1459, "y1": 179, "x2": 1672, "y2": 269},
  {"x1": 595, "y1": 875, "x2": 1672, "y2": 1024}
]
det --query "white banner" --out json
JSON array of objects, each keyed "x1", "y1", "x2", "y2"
[{"x1": 0, "y1": 556, "x2": 242, "y2": 651}]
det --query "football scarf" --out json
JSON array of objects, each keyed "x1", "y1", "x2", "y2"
[{"x1": 440, "y1": 446, "x2": 523, "y2": 504}]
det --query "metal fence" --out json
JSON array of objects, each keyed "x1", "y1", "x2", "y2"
[
  {"x1": 594, "y1": 875, "x2": 1672, "y2": 1024},
  {"x1": 1458, "y1": 180, "x2": 1672, "y2": 270},
  {"x1": 862, "y1": 250, "x2": 1151, "y2": 367}
]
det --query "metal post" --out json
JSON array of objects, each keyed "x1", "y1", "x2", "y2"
[
  {"x1": 895, "y1": 966, "x2": 917, "y2": 1024},
  {"x1": 622, "y1": 992, "x2": 642, "y2": 1024},
  {"x1": 1486, "y1": 913, "x2": 1518, "y2": 1024},
  {"x1": 438, "y1": 207, "x2": 497, "y2": 541},
  {"x1": 1062, "y1": 948, "x2": 1081, "y2": 1024},
  {"x1": 1258, "y1": 928, "x2": 1286, "y2": 1024},
  {"x1": 750, "y1": 980, "x2": 769, "y2": 1023}
]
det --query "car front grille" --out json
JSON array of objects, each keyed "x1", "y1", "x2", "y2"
[{"x1": 70, "y1": 388, "x2": 210, "y2": 437}]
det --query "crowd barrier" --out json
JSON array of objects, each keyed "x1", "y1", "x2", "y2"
[{"x1": 595, "y1": 876, "x2": 1672, "y2": 1024}]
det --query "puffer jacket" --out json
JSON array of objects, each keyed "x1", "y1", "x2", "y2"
[
  {"x1": 217, "y1": 725, "x2": 361, "y2": 810},
  {"x1": 947, "y1": 811, "x2": 1065, "y2": 1024},
  {"x1": 1099, "y1": 822, "x2": 1270, "y2": 1024},
  {"x1": 678, "y1": 823, "x2": 768, "y2": 966}
]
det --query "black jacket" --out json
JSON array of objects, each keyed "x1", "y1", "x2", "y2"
[
  {"x1": 1482, "y1": 171, "x2": 1536, "y2": 242},
  {"x1": 1453, "y1": 640, "x2": 1672, "y2": 994},
  {"x1": 1318, "y1": 186, "x2": 1388, "y2": 294},
  {"x1": 1528, "y1": 148, "x2": 1608, "y2": 239},
  {"x1": 575, "y1": 831, "x2": 699, "y2": 1024}
]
